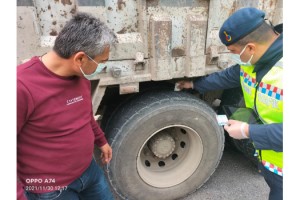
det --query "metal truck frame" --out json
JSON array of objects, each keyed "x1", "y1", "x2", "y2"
[{"x1": 17, "y1": 0, "x2": 282, "y2": 199}]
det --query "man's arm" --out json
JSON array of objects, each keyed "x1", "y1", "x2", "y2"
[
  {"x1": 224, "y1": 120, "x2": 282, "y2": 152},
  {"x1": 17, "y1": 81, "x2": 33, "y2": 200},
  {"x1": 17, "y1": 81, "x2": 34, "y2": 135},
  {"x1": 249, "y1": 123, "x2": 283, "y2": 152},
  {"x1": 193, "y1": 64, "x2": 241, "y2": 93},
  {"x1": 176, "y1": 64, "x2": 241, "y2": 92},
  {"x1": 90, "y1": 108, "x2": 112, "y2": 164},
  {"x1": 91, "y1": 112, "x2": 108, "y2": 148}
]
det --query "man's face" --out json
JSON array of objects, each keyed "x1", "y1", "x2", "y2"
[
  {"x1": 227, "y1": 44, "x2": 241, "y2": 54},
  {"x1": 227, "y1": 43, "x2": 255, "y2": 64},
  {"x1": 84, "y1": 46, "x2": 110, "y2": 75}
]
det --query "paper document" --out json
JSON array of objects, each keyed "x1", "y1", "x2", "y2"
[
  {"x1": 216, "y1": 115, "x2": 228, "y2": 126},
  {"x1": 174, "y1": 83, "x2": 181, "y2": 91}
]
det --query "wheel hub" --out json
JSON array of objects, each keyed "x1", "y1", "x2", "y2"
[
  {"x1": 137, "y1": 126, "x2": 203, "y2": 188},
  {"x1": 148, "y1": 132, "x2": 175, "y2": 159}
]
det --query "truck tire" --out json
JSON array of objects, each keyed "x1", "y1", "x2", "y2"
[{"x1": 100, "y1": 90, "x2": 224, "y2": 200}]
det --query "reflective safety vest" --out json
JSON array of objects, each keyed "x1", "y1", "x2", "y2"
[{"x1": 240, "y1": 59, "x2": 283, "y2": 176}]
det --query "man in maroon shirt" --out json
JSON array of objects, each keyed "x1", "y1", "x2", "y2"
[{"x1": 17, "y1": 12, "x2": 117, "y2": 200}]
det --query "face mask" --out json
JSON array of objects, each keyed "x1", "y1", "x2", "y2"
[
  {"x1": 80, "y1": 55, "x2": 106, "y2": 80},
  {"x1": 230, "y1": 44, "x2": 254, "y2": 66}
]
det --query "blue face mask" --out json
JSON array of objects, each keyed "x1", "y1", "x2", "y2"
[
  {"x1": 230, "y1": 44, "x2": 254, "y2": 66},
  {"x1": 80, "y1": 54, "x2": 106, "y2": 80}
]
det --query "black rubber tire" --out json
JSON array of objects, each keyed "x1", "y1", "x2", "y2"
[
  {"x1": 101, "y1": 90, "x2": 224, "y2": 200},
  {"x1": 100, "y1": 81, "x2": 174, "y2": 130}
]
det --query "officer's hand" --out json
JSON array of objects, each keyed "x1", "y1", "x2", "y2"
[
  {"x1": 176, "y1": 80, "x2": 193, "y2": 90},
  {"x1": 224, "y1": 120, "x2": 249, "y2": 139},
  {"x1": 99, "y1": 143, "x2": 113, "y2": 165}
]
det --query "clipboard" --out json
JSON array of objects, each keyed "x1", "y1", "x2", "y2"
[{"x1": 222, "y1": 105, "x2": 262, "y2": 124}]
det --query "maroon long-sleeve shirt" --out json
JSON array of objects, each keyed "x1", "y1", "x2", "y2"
[{"x1": 17, "y1": 57, "x2": 107, "y2": 194}]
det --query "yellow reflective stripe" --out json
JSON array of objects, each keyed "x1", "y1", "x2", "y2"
[{"x1": 261, "y1": 150, "x2": 283, "y2": 169}]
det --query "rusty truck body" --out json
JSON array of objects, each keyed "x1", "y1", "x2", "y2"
[{"x1": 17, "y1": 0, "x2": 283, "y2": 199}]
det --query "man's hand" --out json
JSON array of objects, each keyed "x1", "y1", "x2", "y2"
[
  {"x1": 176, "y1": 80, "x2": 193, "y2": 90},
  {"x1": 99, "y1": 143, "x2": 112, "y2": 165},
  {"x1": 224, "y1": 120, "x2": 249, "y2": 139}
]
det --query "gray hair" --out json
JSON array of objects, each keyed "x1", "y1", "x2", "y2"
[
  {"x1": 235, "y1": 21, "x2": 275, "y2": 47},
  {"x1": 53, "y1": 12, "x2": 117, "y2": 59}
]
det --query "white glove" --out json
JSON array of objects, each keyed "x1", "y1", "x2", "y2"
[{"x1": 224, "y1": 120, "x2": 249, "y2": 139}]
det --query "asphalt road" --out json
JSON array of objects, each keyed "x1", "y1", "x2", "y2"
[{"x1": 182, "y1": 145, "x2": 269, "y2": 200}]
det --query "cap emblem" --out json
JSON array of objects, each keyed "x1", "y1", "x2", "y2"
[{"x1": 224, "y1": 31, "x2": 232, "y2": 42}]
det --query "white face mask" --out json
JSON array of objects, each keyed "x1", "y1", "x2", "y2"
[
  {"x1": 80, "y1": 54, "x2": 106, "y2": 80},
  {"x1": 230, "y1": 44, "x2": 254, "y2": 66}
]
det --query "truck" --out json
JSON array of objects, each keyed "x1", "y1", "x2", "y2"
[{"x1": 17, "y1": 0, "x2": 283, "y2": 199}]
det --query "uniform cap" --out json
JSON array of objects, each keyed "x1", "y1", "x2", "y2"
[{"x1": 219, "y1": 7, "x2": 265, "y2": 46}]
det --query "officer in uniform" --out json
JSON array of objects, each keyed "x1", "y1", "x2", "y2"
[{"x1": 176, "y1": 7, "x2": 283, "y2": 200}]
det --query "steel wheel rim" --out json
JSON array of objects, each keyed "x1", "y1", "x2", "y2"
[{"x1": 137, "y1": 125, "x2": 203, "y2": 188}]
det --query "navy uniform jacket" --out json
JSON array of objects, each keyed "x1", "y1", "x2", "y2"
[{"x1": 193, "y1": 32, "x2": 283, "y2": 152}]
